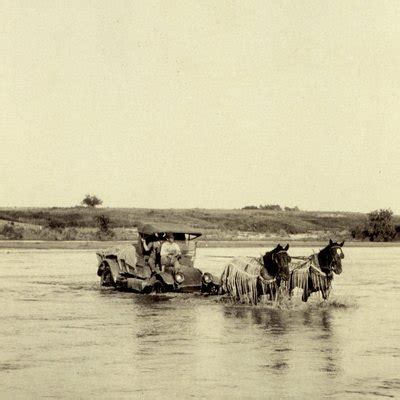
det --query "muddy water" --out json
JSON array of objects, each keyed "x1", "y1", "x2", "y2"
[{"x1": 0, "y1": 247, "x2": 399, "y2": 399}]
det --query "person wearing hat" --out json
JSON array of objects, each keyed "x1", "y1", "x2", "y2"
[
  {"x1": 160, "y1": 232, "x2": 182, "y2": 271},
  {"x1": 141, "y1": 235, "x2": 162, "y2": 273}
]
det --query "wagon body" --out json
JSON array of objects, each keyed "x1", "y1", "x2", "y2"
[{"x1": 96, "y1": 222, "x2": 207, "y2": 293}]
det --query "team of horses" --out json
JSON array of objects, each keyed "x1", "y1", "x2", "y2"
[{"x1": 219, "y1": 239, "x2": 345, "y2": 304}]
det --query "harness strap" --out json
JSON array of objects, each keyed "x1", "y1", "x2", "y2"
[
  {"x1": 290, "y1": 255, "x2": 329, "y2": 277},
  {"x1": 309, "y1": 263, "x2": 328, "y2": 276},
  {"x1": 290, "y1": 255, "x2": 313, "y2": 271}
]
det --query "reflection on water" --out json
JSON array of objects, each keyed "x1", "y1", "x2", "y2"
[
  {"x1": 0, "y1": 247, "x2": 399, "y2": 399},
  {"x1": 223, "y1": 305, "x2": 341, "y2": 379}
]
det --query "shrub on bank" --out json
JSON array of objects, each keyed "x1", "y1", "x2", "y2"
[
  {"x1": 95, "y1": 215, "x2": 114, "y2": 240},
  {"x1": 351, "y1": 208, "x2": 397, "y2": 242},
  {"x1": 0, "y1": 222, "x2": 23, "y2": 239}
]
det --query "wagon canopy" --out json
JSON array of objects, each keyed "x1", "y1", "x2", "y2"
[{"x1": 137, "y1": 222, "x2": 202, "y2": 241}]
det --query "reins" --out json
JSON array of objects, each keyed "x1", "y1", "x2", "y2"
[
  {"x1": 290, "y1": 255, "x2": 313, "y2": 271},
  {"x1": 274, "y1": 250, "x2": 288, "y2": 256},
  {"x1": 290, "y1": 255, "x2": 329, "y2": 277}
]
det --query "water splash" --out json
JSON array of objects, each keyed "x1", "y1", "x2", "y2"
[{"x1": 216, "y1": 293, "x2": 357, "y2": 311}]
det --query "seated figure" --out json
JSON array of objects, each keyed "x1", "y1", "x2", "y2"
[
  {"x1": 141, "y1": 236, "x2": 162, "y2": 273},
  {"x1": 160, "y1": 232, "x2": 182, "y2": 271}
]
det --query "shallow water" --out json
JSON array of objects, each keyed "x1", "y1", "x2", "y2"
[{"x1": 0, "y1": 246, "x2": 399, "y2": 399}]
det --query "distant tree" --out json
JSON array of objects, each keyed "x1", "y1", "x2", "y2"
[
  {"x1": 367, "y1": 208, "x2": 396, "y2": 242},
  {"x1": 259, "y1": 204, "x2": 282, "y2": 211},
  {"x1": 395, "y1": 225, "x2": 400, "y2": 240},
  {"x1": 95, "y1": 214, "x2": 114, "y2": 240},
  {"x1": 81, "y1": 194, "x2": 103, "y2": 208},
  {"x1": 284, "y1": 206, "x2": 300, "y2": 212},
  {"x1": 242, "y1": 205, "x2": 259, "y2": 210}
]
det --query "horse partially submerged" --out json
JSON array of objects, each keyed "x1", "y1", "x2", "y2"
[
  {"x1": 220, "y1": 244, "x2": 291, "y2": 305},
  {"x1": 289, "y1": 239, "x2": 344, "y2": 302}
]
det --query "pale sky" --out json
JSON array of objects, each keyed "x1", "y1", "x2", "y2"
[{"x1": 1, "y1": 1, "x2": 399, "y2": 212}]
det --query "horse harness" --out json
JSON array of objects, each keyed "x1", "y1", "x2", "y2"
[{"x1": 290, "y1": 255, "x2": 331, "y2": 277}]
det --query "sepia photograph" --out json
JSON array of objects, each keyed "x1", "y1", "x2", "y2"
[{"x1": 1, "y1": 1, "x2": 399, "y2": 399}]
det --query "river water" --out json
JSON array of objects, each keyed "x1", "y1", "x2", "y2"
[{"x1": 0, "y1": 246, "x2": 399, "y2": 399}]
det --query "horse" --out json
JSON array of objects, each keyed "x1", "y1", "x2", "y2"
[
  {"x1": 289, "y1": 239, "x2": 344, "y2": 302},
  {"x1": 220, "y1": 244, "x2": 291, "y2": 305}
]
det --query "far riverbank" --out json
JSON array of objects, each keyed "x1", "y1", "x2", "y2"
[{"x1": 0, "y1": 240, "x2": 399, "y2": 250}]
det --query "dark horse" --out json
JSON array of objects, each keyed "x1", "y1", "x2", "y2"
[
  {"x1": 258, "y1": 243, "x2": 292, "y2": 301},
  {"x1": 289, "y1": 239, "x2": 344, "y2": 302},
  {"x1": 220, "y1": 244, "x2": 291, "y2": 304},
  {"x1": 260, "y1": 243, "x2": 291, "y2": 282}
]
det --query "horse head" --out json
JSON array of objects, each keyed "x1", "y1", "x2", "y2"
[
  {"x1": 318, "y1": 239, "x2": 345, "y2": 275},
  {"x1": 263, "y1": 244, "x2": 291, "y2": 282}
]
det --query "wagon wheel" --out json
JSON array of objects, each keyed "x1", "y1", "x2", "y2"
[
  {"x1": 151, "y1": 280, "x2": 165, "y2": 294},
  {"x1": 209, "y1": 284, "x2": 219, "y2": 295},
  {"x1": 100, "y1": 266, "x2": 115, "y2": 287}
]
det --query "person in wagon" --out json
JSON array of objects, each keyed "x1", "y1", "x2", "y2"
[
  {"x1": 141, "y1": 234, "x2": 162, "y2": 273},
  {"x1": 160, "y1": 232, "x2": 182, "y2": 271}
]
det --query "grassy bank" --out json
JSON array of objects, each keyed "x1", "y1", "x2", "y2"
[
  {"x1": 1, "y1": 240, "x2": 400, "y2": 250},
  {"x1": 0, "y1": 206, "x2": 399, "y2": 242}
]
